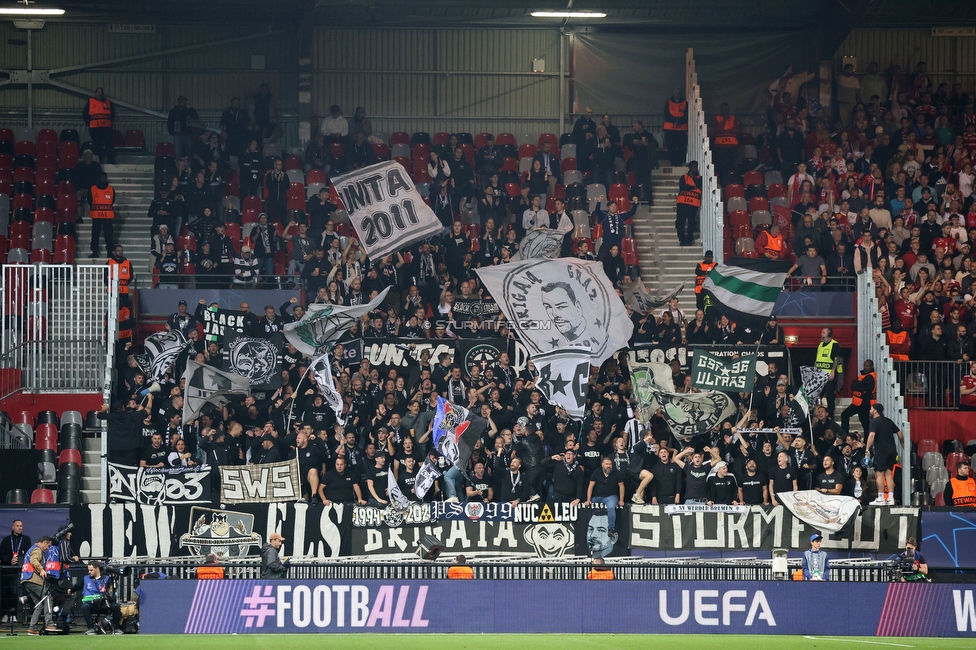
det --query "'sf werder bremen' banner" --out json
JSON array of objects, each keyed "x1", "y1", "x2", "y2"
[
  {"x1": 691, "y1": 350, "x2": 757, "y2": 392},
  {"x1": 332, "y1": 161, "x2": 443, "y2": 259},
  {"x1": 628, "y1": 505, "x2": 917, "y2": 552},
  {"x1": 476, "y1": 259, "x2": 633, "y2": 366}
]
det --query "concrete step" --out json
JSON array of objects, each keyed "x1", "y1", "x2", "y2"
[{"x1": 81, "y1": 490, "x2": 100, "y2": 503}]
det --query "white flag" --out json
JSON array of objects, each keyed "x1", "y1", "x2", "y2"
[
  {"x1": 800, "y1": 366, "x2": 830, "y2": 403},
  {"x1": 310, "y1": 352, "x2": 346, "y2": 426},
  {"x1": 387, "y1": 472, "x2": 413, "y2": 510},
  {"x1": 284, "y1": 286, "x2": 390, "y2": 356},
  {"x1": 182, "y1": 360, "x2": 251, "y2": 423},
  {"x1": 476, "y1": 259, "x2": 632, "y2": 366},
  {"x1": 331, "y1": 161, "x2": 443, "y2": 260},
  {"x1": 511, "y1": 223, "x2": 573, "y2": 261},
  {"x1": 778, "y1": 490, "x2": 862, "y2": 534},
  {"x1": 533, "y1": 348, "x2": 591, "y2": 418},
  {"x1": 621, "y1": 279, "x2": 684, "y2": 315},
  {"x1": 136, "y1": 330, "x2": 191, "y2": 382},
  {"x1": 413, "y1": 457, "x2": 442, "y2": 500},
  {"x1": 794, "y1": 387, "x2": 811, "y2": 420}
]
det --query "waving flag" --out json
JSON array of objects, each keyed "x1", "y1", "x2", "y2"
[
  {"x1": 476, "y1": 259, "x2": 632, "y2": 366},
  {"x1": 136, "y1": 330, "x2": 191, "y2": 382},
  {"x1": 432, "y1": 397, "x2": 487, "y2": 470},
  {"x1": 284, "y1": 287, "x2": 390, "y2": 356},
  {"x1": 533, "y1": 348, "x2": 591, "y2": 418},
  {"x1": 691, "y1": 351, "x2": 757, "y2": 392},
  {"x1": 387, "y1": 472, "x2": 413, "y2": 510},
  {"x1": 182, "y1": 360, "x2": 251, "y2": 422},
  {"x1": 701, "y1": 257, "x2": 789, "y2": 327},
  {"x1": 621, "y1": 279, "x2": 684, "y2": 315},
  {"x1": 222, "y1": 332, "x2": 283, "y2": 390},
  {"x1": 512, "y1": 223, "x2": 573, "y2": 261},
  {"x1": 800, "y1": 365, "x2": 830, "y2": 403},
  {"x1": 413, "y1": 457, "x2": 443, "y2": 500},
  {"x1": 310, "y1": 352, "x2": 346, "y2": 425}
]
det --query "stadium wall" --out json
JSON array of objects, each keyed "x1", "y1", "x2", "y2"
[
  {"x1": 139, "y1": 579, "x2": 976, "y2": 636},
  {"x1": 836, "y1": 28, "x2": 976, "y2": 85}
]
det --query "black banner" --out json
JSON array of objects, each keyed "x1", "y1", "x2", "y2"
[
  {"x1": 69, "y1": 502, "x2": 352, "y2": 559},
  {"x1": 108, "y1": 463, "x2": 212, "y2": 505},
  {"x1": 451, "y1": 297, "x2": 502, "y2": 321},
  {"x1": 628, "y1": 505, "x2": 917, "y2": 552},
  {"x1": 221, "y1": 331, "x2": 283, "y2": 390},
  {"x1": 201, "y1": 307, "x2": 248, "y2": 343},
  {"x1": 351, "y1": 520, "x2": 578, "y2": 558},
  {"x1": 337, "y1": 339, "x2": 363, "y2": 368}
]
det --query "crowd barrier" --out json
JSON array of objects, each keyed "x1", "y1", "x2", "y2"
[{"x1": 138, "y1": 579, "x2": 976, "y2": 636}]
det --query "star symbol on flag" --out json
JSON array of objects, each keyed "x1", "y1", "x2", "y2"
[
  {"x1": 548, "y1": 373, "x2": 570, "y2": 396},
  {"x1": 593, "y1": 318, "x2": 602, "y2": 328},
  {"x1": 548, "y1": 338, "x2": 560, "y2": 348},
  {"x1": 720, "y1": 367, "x2": 731, "y2": 376}
]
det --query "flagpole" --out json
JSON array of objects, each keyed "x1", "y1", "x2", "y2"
[{"x1": 286, "y1": 361, "x2": 316, "y2": 432}]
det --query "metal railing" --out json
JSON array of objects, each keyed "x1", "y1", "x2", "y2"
[
  {"x1": 0, "y1": 264, "x2": 118, "y2": 394},
  {"x1": 856, "y1": 269, "x2": 911, "y2": 504},
  {"x1": 135, "y1": 272, "x2": 302, "y2": 290},
  {"x1": 783, "y1": 275, "x2": 858, "y2": 292},
  {"x1": 103, "y1": 557, "x2": 896, "y2": 599},
  {"x1": 893, "y1": 360, "x2": 968, "y2": 411},
  {"x1": 686, "y1": 49, "x2": 724, "y2": 264}
]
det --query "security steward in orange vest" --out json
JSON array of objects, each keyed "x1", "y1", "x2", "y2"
[
  {"x1": 196, "y1": 553, "x2": 225, "y2": 579},
  {"x1": 712, "y1": 102, "x2": 739, "y2": 179},
  {"x1": 663, "y1": 88, "x2": 688, "y2": 165},
  {"x1": 89, "y1": 173, "x2": 116, "y2": 258},
  {"x1": 83, "y1": 87, "x2": 117, "y2": 165},
  {"x1": 886, "y1": 319, "x2": 911, "y2": 361},
  {"x1": 841, "y1": 359, "x2": 876, "y2": 436},
  {"x1": 108, "y1": 245, "x2": 134, "y2": 343},
  {"x1": 447, "y1": 555, "x2": 473, "y2": 579},
  {"x1": 944, "y1": 459, "x2": 976, "y2": 508},
  {"x1": 694, "y1": 250, "x2": 716, "y2": 310},
  {"x1": 675, "y1": 160, "x2": 702, "y2": 247}
]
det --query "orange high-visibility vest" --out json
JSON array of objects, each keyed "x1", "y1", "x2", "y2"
[
  {"x1": 587, "y1": 567, "x2": 615, "y2": 580},
  {"x1": 948, "y1": 477, "x2": 976, "y2": 507},
  {"x1": 851, "y1": 371, "x2": 877, "y2": 406},
  {"x1": 447, "y1": 565, "x2": 474, "y2": 579},
  {"x1": 108, "y1": 257, "x2": 132, "y2": 295},
  {"x1": 664, "y1": 100, "x2": 688, "y2": 131},
  {"x1": 676, "y1": 174, "x2": 702, "y2": 207},
  {"x1": 88, "y1": 98, "x2": 113, "y2": 129},
  {"x1": 196, "y1": 565, "x2": 225, "y2": 579},
  {"x1": 714, "y1": 115, "x2": 738, "y2": 146},
  {"x1": 695, "y1": 261, "x2": 716, "y2": 294},
  {"x1": 763, "y1": 233, "x2": 784, "y2": 254},
  {"x1": 886, "y1": 330, "x2": 910, "y2": 360},
  {"x1": 90, "y1": 185, "x2": 115, "y2": 220}
]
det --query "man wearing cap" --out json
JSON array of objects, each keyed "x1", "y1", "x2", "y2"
[
  {"x1": 166, "y1": 300, "x2": 198, "y2": 336},
  {"x1": 706, "y1": 461, "x2": 739, "y2": 505},
  {"x1": 255, "y1": 434, "x2": 282, "y2": 465},
  {"x1": 233, "y1": 245, "x2": 260, "y2": 287},
  {"x1": 802, "y1": 534, "x2": 830, "y2": 581},
  {"x1": 260, "y1": 533, "x2": 290, "y2": 579},
  {"x1": 864, "y1": 403, "x2": 904, "y2": 505}
]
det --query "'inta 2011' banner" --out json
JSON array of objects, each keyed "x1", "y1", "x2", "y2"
[
  {"x1": 629, "y1": 505, "x2": 917, "y2": 552},
  {"x1": 140, "y1": 579, "x2": 976, "y2": 636}
]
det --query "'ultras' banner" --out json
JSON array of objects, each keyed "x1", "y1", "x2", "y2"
[
  {"x1": 220, "y1": 459, "x2": 302, "y2": 504},
  {"x1": 628, "y1": 505, "x2": 918, "y2": 552},
  {"x1": 68, "y1": 502, "x2": 351, "y2": 559},
  {"x1": 691, "y1": 350, "x2": 756, "y2": 392},
  {"x1": 108, "y1": 463, "x2": 212, "y2": 505},
  {"x1": 140, "y1": 579, "x2": 976, "y2": 636},
  {"x1": 332, "y1": 161, "x2": 442, "y2": 260}
]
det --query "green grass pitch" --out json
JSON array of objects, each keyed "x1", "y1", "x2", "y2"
[{"x1": 2, "y1": 635, "x2": 972, "y2": 649}]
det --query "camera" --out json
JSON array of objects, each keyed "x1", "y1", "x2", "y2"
[{"x1": 52, "y1": 522, "x2": 74, "y2": 544}]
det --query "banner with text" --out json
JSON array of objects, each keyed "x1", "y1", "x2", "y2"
[
  {"x1": 108, "y1": 463, "x2": 212, "y2": 505},
  {"x1": 628, "y1": 505, "x2": 917, "y2": 552},
  {"x1": 220, "y1": 459, "x2": 302, "y2": 504}
]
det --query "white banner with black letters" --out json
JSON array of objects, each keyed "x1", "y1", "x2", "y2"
[
  {"x1": 332, "y1": 161, "x2": 443, "y2": 259},
  {"x1": 108, "y1": 463, "x2": 212, "y2": 505},
  {"x1": 219, "y1": 458, "x2": 302, "y2": 504}
]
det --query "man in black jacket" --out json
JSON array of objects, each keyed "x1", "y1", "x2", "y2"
[
  {"x1": 0, "y1": 520, "x2": 30, "y2": 619},
  {"x1": 97, "y1": 397, "x2": 152, "y2": 466},
  {"x1": 497, "y1": 457, "x2": 531, "y2": 506},
  {"x1": 254, "y1": 434, "x2": 282, "y2": 464},
  {"x1": 545, "y1": 449, "x2": 585, "y2": 505}
]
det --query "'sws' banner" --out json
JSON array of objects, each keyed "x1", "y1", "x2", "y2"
[
  {"x1": 139, "y1": 580, "x2": 976, "y2": 636},
  {"x1": 628, "y1": 505, "x2": 917, "y2": 552},
  {"x1": 69, "y1": 502, "x2": 351, "y2": 559},
  {"x1": 108, "y1": 463, "x2": 211, "y2": 505},
  {"x1": 220, "y1": 459, "x2": 302, "y2": 504},
  {"x1": 332, "y1": 161, "x2": 442, "y2": 260}
]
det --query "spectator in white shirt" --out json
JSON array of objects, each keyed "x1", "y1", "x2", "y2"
[{"x1": 319, "y1": 104, "x2": 349, "y2": 143}]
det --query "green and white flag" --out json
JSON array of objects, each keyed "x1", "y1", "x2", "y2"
[
  {"x1": 691, "y1": 351, "x2": 757, "y2": 392},
  {"x1": 701, "y1": 258, "x2": 790, "y2": 327}
]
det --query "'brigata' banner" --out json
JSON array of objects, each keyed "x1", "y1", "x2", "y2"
[
  {"x1": 108, "y1": 463, "x2": 212, "y2": 505},
  {"x1": 628, "y1": 504, "x2": 917, "y2": 552},
  {"x1": 139, "y1": 579, "x2": 976, "y2": 636},
  {"x1": 220, "y1": 459, "x2": 302, "y2": 504},
  {"x1": 332, "y1": 161, "x2": 443, "y2": 259}
]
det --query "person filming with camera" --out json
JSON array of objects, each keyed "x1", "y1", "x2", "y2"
[
  {"x1": 897, "y1": 537, "x2": 929, "y2": 582},
  {"x1": 81, "y1": 561, "x2": 122, "y2": 635}
]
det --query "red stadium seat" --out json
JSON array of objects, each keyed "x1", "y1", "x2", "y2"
[
  {"x1": 283, "y1": 154, "x2": 303, "y2": 171},
  {"x1": 538, "y1": 133, "x2": 558, "y2": 150},
  {"x1": 305, "y1": 168, "x2": 328, "y2": 186},
  {"x1": 946, "y1": 452, "x2": 968, "y2": 476},
  {"x1": 177, "y1": 234, "x2": 196, "y2": 252},
  {"x1": 30, "y1": 249, "x2": 52, "y2": 264},
  {"x1": 608, "y1": 183, "x2": 629, "y2": 203},
  {"x1": 390, "y1": 132, "x2": 410, "y2": 146},
  {"x1": 37, "y1": 129, "x2": 57, "y2": 144},
  {"x1": 432, "y1": 132, "x2": 451, "y2": 146},
  {"x1": 14, "y1": 141, "x2": 35, "y2": 158},
  {"x1": 934, "y1": 492, "x2": 946, "y2": 507},
  {"x1": 58, "y1": 448, "x2": 81, "y2": 467},
  {"x1": 13, "y1": 167, "x2": 34, "y2": 183},
  {"x1": 743, "y1": 170, "x2": 764, "y2": 187},
  {"x1": 57, "y1": 141, "x2": 79, "y2": 168},
  {"x1": 286, "y1": 185, "x2": 305, "y2": 211},
  {"x1": 330, "y1": 142, "x2": 345, "y2": 160},
  {"x1": 242, "y1": 195, "x2": 263, "y2": 213},
  {"x1": 37, "y1": 140, "x2": 57, "y2": 158},
  {"x1": 34, "y1": 423, "x2": 58, "y2": 451},
  {"x1": 34, "y1": 207, "x2": 54, "y2": 224},
  {"x1": 505, "y1": 182, "x2": 521, "y2": 199},
  {"x1": 54, "y1": 246, "x2": 74, "y2": 264},
  {"x1": 178, "y1": 262, "x2": 195, "y2": 276},
  {"x1": 748, "y1": 197, "x2": 769, "y2": 214},
  {"x1": 461, "y1": 144, "x2": 475, "y2": 168},
  {"x1": 724, "y1": 183, "x2": 745, "y2": 199},
  {"x1": 561, "y1": 157, "x2": 577, "y2": 171},
  {"x1": 767, "y1": 183, "x2": 787, "y2": 199},
  {"x1": 411, "y1": 143, "x2": 430, "y2": 161},
  {"x1": 500, "y1": 157, "x2": 518, "y2": 173},
  {"x1": 124, "y1": 130, "x2": 146, "y2": 149},
  {"x1": 474, "y1": 133, "x2": 492, "y2": 151},
  {"x1": 224, "y1": 223, "x2": 242, "y2": 253},
  {"x1": 30, "y1": 489, "x2": 55, "y2": 504},
  {"x1": 496, "y1": 133, "x2": 516, "y2": 146},
  {"x1": 917, "y1": 439, "x2": 938, "y2": 457},
  {"x1": 518, "y1": 144, "x2": 537, "y2": 159},
  {"x1": 371, "y1": 143, "x2": 390, "y2": 161},
  {"x1": 155, "y1": 142, "x2": 176, "y2": 158}
]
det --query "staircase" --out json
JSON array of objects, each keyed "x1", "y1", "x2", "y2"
[
  {"x1": 76, "y1": 156, "x2": 156, "y2": 276},
  {"x1": 632, "y1": 165, "x2": 701, "y2": 318},
  {"x1": 82, "y1": 435, "x2": 101, "y2": 503}
]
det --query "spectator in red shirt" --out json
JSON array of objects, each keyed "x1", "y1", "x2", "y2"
[
  {"x1": 961, "y1": 362, "x2": 976, "y2": 409},
  {"x1": 755, "y1": 224, "x2": 790, "y2": 260},
  {"x1": 893, "y1": 286, "x2": 919, "y2": 332}
]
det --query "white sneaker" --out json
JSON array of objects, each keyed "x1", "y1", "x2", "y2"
[
  {"x1": 526, "y1": 494, "x2": 540, "y2": 503},
  {"x1": 869, "y1": 496, "x2": 887, "y2": 505},
  {"x1": 632, "y1": 494, "x2": 644, "y2": 504},
  {"x1": 444, "y1": 496, "x2": 459, "y2": 503},
  {"x1": 885, "y1": 496, "x2": 895, "y2": 505}
]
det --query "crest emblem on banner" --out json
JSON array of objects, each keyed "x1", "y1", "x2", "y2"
[{"x1": 178, "y1": 507, "x2": 262, "y2": 558}]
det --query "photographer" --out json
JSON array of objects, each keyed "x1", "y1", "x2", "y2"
[
  {"x1": 897, "y1": 537, "x2": 929, "y2": 582},
  {"x1": 20, "y1": 536, "x2": 57, "y2": 635},
  {"x1": 81, "y1": 561, "x2": 122, "y2": 635}
]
